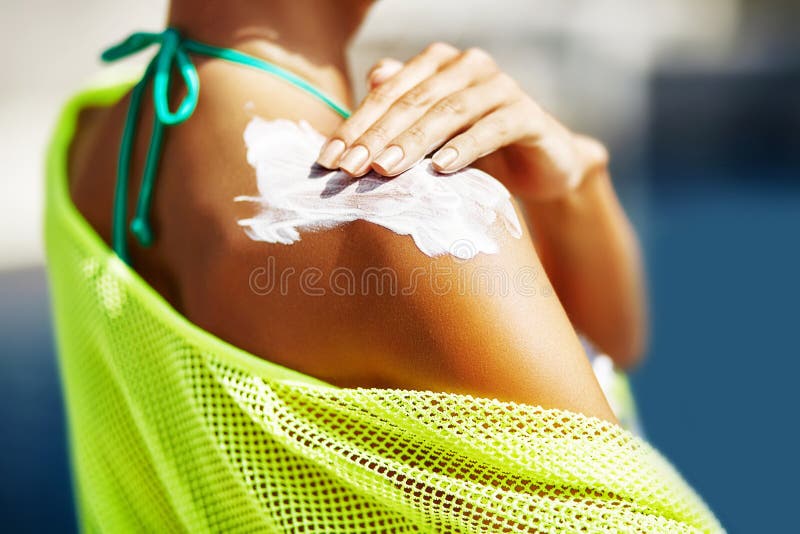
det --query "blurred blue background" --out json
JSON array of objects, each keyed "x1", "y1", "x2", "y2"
[{"x1": 1, "y1": 0, "x2": 797, "y2": 531}]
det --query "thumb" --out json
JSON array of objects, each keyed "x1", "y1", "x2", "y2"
[{"x1": 366, "y1": 58, "x2": 404, "y2": 90}]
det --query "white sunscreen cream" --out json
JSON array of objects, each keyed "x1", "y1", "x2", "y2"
[{"x1": 238, "y1": 118, "x2": 522, "y2": 259}]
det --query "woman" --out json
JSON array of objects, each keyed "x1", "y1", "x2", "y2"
[
  {"x1": 46, "y1": 1, "x2": 719, "y2": 532},
  {"x1": 70, "y1": 0, "x2": 645, "y2": 423}
]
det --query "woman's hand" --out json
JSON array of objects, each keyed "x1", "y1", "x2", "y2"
[{"x1": 316, "y1": 42, "x2": 609, "y2": 201}]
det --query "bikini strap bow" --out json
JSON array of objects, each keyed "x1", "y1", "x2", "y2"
[
  {"x1": 100, "y1": 28, "x2": 350, "y2": 264},
  {"x1": 102, "y1": 28, "x2": 200, "y2": 126}
]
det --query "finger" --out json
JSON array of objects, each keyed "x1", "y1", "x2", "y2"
[
  {"x1": 316, "y1": 42, "x2": 459, "y2": 170},
  {"x1": 344, "y1": 49, "x2": 502, "y2": 177},
  {"x1": 367, "y1": 58, "x2": 403, "y2": 89},
  {"x1": 371, "y1": 73, "x2": 516, "y2": 176},
  {"x1": 430, "y1": 100, "x2": 533, "y2": 173}
]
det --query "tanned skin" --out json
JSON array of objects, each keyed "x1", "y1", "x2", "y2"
[{"x1": 69, "y1": 0, "x2": 648, "y2": 423}]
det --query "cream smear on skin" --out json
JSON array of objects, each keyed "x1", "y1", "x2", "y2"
[{"x1": 237, "y1": 118, "x2": 522, "y2": 259}]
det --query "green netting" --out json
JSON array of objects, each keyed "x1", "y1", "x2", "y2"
[{"x1": 44, "y1": 78, "x2": 723, "y2": 533}]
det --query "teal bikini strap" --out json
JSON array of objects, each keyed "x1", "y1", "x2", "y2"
[{"x1": 101, "y1": 28, "x2": 352, "y2": 264}]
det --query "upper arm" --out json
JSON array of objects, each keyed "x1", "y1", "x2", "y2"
[
  {"x1": 357, "y1": 202, "x2": 617, "y2": 423},
  {"x1": 175, "y1": 195, "x2": 614, "y2": 423}
]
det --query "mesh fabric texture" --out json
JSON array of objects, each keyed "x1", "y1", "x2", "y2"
[{"x1": 45, "y1": 78, "x2": 723, "y2": 533}]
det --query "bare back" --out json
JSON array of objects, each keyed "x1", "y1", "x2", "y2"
[{"x1": 69, "y1": 58, "x2": 616, "y2": 421}]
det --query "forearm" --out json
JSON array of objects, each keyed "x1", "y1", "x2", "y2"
[{"x1": 521, "y1": 167, "x2": 648, "y2": 368}]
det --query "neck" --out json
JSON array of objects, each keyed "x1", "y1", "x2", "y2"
[{"x1": 167, "y1": 0, "x2": 372, "y2": 106}]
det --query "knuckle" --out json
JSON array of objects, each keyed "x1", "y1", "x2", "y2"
[
  {"x1": 336, "y1": 124, "x2": 361, "y2": 144},
  {"x1": 515, "y1": 97, "x2": 540, "y2": 118},
  {"x1": 486, "y1": 115, "x2": 511, "y2": 137},
  {"x1": 456, "y1": 131, "x2": 479, "y2": 152},
  {"x1": 399, "y1": 84, "x2": 437, "y2": 109},
  {"x1": 463, "y1": 47, "x2": 495, "y2": 67},
  {"x1": 367, "y1": 84, "x2": 397, "y2": 105},
  {"x1": 405, "y1": 125, "x2": 428, "y2": 144},
  {"x1": 361, "y1": 123, "x2": 391, "y2": 145},
  {"x1": 494, "y1": 72, "x2": 519, "y2": 92},
  {"x1": 366, "y1": 67, "x2": 383, "y2": 83},
  {"x1": 432, "y1": 95, "x2": 467, "y2": 116},
  {"x1": 368, "y1": 58, "x2": 399, "y2": 80},
  {"x1": 372, "y1": 57, "x2": 394, "y2": 70},
  {"x1": 425, "y1": 41, "x2": 459, "y2": 57},
  {"x1": 580, "y1": 136, "x2": 610, "y2": 168}
]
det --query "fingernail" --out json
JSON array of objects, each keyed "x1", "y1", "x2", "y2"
[
  {"x1": 317, "y1": 138, "x2": 346, "y2": 168},
  {"x1": 339, "y1": 145, "x2": 370, "y2": 175},
  {"x1": 432, "y1": 147, "x2": 459, "y2": 170},
  {"x1": 373, "y1": 145, "x2": 404, "y2": 173}
]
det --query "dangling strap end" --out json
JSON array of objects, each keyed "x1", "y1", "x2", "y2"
[
  {"x1": 101, "y1": 31, "x2": 161, "y2": 63},
  {"x1": 130, "y1": 217, "x2": 154, "y2": 248}
]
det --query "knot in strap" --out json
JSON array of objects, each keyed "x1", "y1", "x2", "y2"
[
  {"x1": 102, "y1": 28, "x2": 199, "y2": 126},
  {"x1": 100, "y1": 28, "x2": 350, "y2": 265}
]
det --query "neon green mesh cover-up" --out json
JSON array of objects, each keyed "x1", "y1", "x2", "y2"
[{"x1": 45, "y1": 77, "x2": 723, "y2": 533}]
